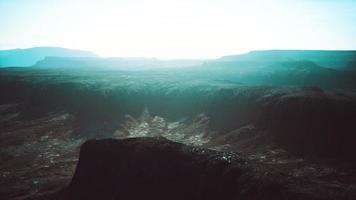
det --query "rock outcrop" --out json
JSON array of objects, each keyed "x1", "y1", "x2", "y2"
[
  {"x1": 66, "y1": 137, "x2": 287, "y2": 200},
  {"x1": 64, "y1": 137, "x2": 354, "y2": 200},
  {"x1": 259, "y1": 91, "x2": 356, "y2": 158}
]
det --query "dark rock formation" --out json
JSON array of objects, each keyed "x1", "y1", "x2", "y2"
[
  {"x1": 66, "y1": 137, "x2": 288, "y2": 200},
  {"x1": 259, "y1": 91, "x2": 356, "y2": 159},
  {"x1": 64, "y1": 137, "x2": 355, "y2": 200}
]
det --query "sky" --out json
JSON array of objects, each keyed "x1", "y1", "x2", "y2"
[{"x1": 0, "y1": 0, "x2": 355, "y2": 58}]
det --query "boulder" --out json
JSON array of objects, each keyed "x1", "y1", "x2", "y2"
[
  {"x1": 64, "y1": 137, "x2": 355, "y2": 200},
  {"x1": 66, "y1": 137, "x2": 289, "y2": 200}
]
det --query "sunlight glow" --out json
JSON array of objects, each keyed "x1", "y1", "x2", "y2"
[{"x1": 0, "y1": 0, "x2": 355, "y2": 58}]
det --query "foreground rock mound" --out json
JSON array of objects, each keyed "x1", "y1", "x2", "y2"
[
  {"x1": 64, "y1": 137, "x2": 354, "y2": 200},
  {"x1": 67, "y1": 138, "x2": 285, "y2": 200}
]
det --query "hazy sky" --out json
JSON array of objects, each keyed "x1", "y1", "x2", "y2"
[{"x1": 1, "y1": 0, "x2": 355, "y2": 58}]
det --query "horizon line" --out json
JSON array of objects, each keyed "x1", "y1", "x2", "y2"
[{"x1": 1, "y1": 46, "x2": 356, "y2": 60}]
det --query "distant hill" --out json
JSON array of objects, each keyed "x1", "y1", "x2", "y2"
[
  {"x1": 219, "y1": 50, "x2": 356, "y2": 69},
  {"x1": 34, "y1": 57, "x2": 205, "y2": 70},
  {"x1": 0, "y1": 47, "x2": 97, "y2": 67},
  {"x1": 201, "y1": 58, "x2": 356, "y2": 90}
]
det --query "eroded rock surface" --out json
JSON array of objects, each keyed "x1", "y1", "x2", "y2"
[{"x1": 63, "y1": 137, "x2": 355, "y2": 200}]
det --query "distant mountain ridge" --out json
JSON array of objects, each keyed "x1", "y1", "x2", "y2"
[
  {"x1": 1, "y1": 47, "x2": 356, "y2": 70},
  {"x1": 219, "y1": 50, "x2": 356, "y2": 69},
  {"x1": 0, "y1": 47, "x2": 97, "y2": 67}
]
